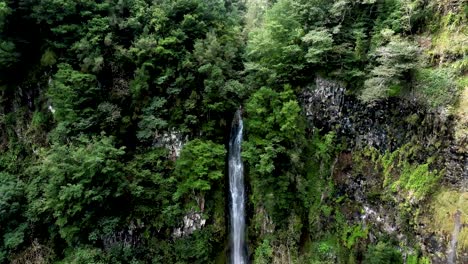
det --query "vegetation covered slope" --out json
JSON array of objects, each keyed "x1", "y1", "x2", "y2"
[{"x1": 0, "y1": 0, "x2": 466, "y2": 263}]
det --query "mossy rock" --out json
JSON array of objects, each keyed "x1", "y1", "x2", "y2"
[{"x1": 425, "y1": 190, "x2": 468, "y2": 253}]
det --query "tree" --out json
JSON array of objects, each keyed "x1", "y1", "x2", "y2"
[
  {"x1": 0, "y1": 1, "x2": 18, "y2": 71},
  {"x1": 47, "y1": 63, "x2": 100, "y2": 138},
  {"x1": 193, "y1": 30, "x2": 246, "y2": 113},
  {"x1": 364, "y1": 242, "x2": 402, "y2": 264},
  {"x1": 124, "y1": 148, "x2": 177, "y2": 228},
  {"x1": 136, "y1": 97, "x2": 168, "y2": 142},
  {"x1": 243, "y1": 85, "x2": 306, "y2": 223},
  {"x1": 361, "y1": 36, "x2": 420, "y2": 102},
  {"x1": 0, "y1": 172, "x2": 27, "y2": 263},
  {"x1": 173, "y1": 139, "x2": 226, "y2": 208},
  {"x1": 246, "y1": 0, "x2": 306, "y2": 85},
  {"x1": 302, "y1": 28, "x2": 333, "y2": 64},
  {"x1": 27, "y1": 136, "x2": 126, "y2": 245}
]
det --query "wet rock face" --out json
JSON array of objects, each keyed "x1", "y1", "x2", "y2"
[
  {"x1": 302, "y1": 77, "x2": 345, "y2": 127},
  {"x1": 153, "y1": 129, "x2": 187, "y2": 160},
  {"x1": 301, "y1": 77, "x2": 410, "y2": 151},
  {"x1": 172, "y1": 212, "x2": 206, "y2": 238},
  {"x1": 304, "y1": 76, "x2": 467, "y2": 262},
  {"x1": 301, "y1": 76, "x2": 466, "y2": 188},
  {"x1": 102, "y1": 220, "x2": 144, "y2": 251}
]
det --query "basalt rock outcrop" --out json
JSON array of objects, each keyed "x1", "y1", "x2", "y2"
[
  {"x1": 301, "y1": 76, "x2": 466, "y2": 189},
  {"x1": 301, "y1": 76, "x2": 467, "y2": 263}
]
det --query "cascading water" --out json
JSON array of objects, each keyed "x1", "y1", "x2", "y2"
[{"x1": 229, "y1": 109, "x2": 246, "y2": 264}]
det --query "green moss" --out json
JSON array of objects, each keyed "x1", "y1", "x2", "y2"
[
  {"x1": 414, "y1": 67, "x2": 459, "y2": 108},
  {"x1": 357, "y1": 144, "x2": 440, "y2": 202},
  {"x1": 391, "y1": 162, "x2": 442, "y2": 201},
  {"x1": 427, "y1": 5, "x2": 467, "y2": 67},
  {"x1": 427, "y1": 190, "x2": 468, "y2": 252},
  {"x1": 253, "y1": 239, "x2": 273, "y2": 264},
  {"x1": 364, "y1": 242, "x2": 402, "y2": 264},
  {"x1": 40, "y1": 49, "x2": 57, "y2": 67},
  {"x1": 31, "y1": 111, "x2": 47, "y2": 129},
  {"x1": 405, "y1": 114, "x2": 419, "y2": 125},
  {"x1": 407, "y1": 254, "x2": 431, "y2": 264},
  {"x1": 341, "y1": 224, "x2": 368, "y2": 249}
]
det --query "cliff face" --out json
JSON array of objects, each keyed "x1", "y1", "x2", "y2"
[
  {"x1": 1, "y1": 0, "x2": 466, "y2": 263},
  {"x1": 301, "y1": 76, "x2": 467, "y2": 263},
  {"x1": 302, "y1": 76, "x2": 467, "y2": 187}
]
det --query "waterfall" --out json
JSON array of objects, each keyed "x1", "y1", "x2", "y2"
[{"x1": 229, "y1": 109, "x2": 246, "y2": 264}]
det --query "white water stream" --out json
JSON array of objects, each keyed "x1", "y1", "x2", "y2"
[{"x1": 229, "y1": 110, "x2": 246, "y2": 264}]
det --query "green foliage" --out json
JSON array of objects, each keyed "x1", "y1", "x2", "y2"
[
  {"x1": 0, "y1": 1, "x2": 18, "y2": 71},
  {"x1": 173, "y1": 139, "x2": 226, "y2": 202},
  {"x1": 364, "y1": 242, "x2": 402, "y2": 264},
  {"x1": 253, "y1": 239, "x2": 273, "y2": 264},
  {"x1": 361, "y1": 36, "x2": 420, "y2": 102},
  {"x1": 243, "y1": 85, "x2": 306, "y2": 222},
  {"x1": 298, "y1": 131, "x2": 338, "y2": 234},
  {"x1": 58, "y1": 247, "x2": 106, "y2": 264},
  {"x1": 124, "y1": 148, "x2": 177, "y2": 227},
  {"x1": 0, "y1": 1, "x2": 10, "y2": 29},
  {"x1": 48, "y1": 63, "x2": 99, "y2": 133},
  {"x1": 341, "y1": 224, "x2": 368, "y2": 249},
  {"x1": 407, "y1": 254, "x2": 431, "y2": 264},
  {"x1": 0, "y1": 40, "x2": 18, "y2": 70},
  {"x1": 3, "y1": 223, "x2": 27, "y2": 249},
  {"x1": 314, "y1": 237, "x2": 340, "y2": 263},
  {"x1": 359, "y1": 145, "x2": 442, "y2": 202},
  {"x1": 311, "y1": 131, "x2": 337, "y2": 163},
  {"x1": 391, "y1": 162, "x2": 442, "y2": 201},
  {"x1": 0, "y1": 0, "x2": 460, "y2": 262},
  {"x1": 0, "y1": 172, "x2": 27, "y2": 260},
  {"x1": 0, "y1": 173, "x2": 24, "y2": 224},
  {"x1": 0, "y1": 0, "x2": 246, "y2": 261},
  {"x1": 172, "y1": 228, "x2": 215, "y2": 264},
  {"x1": 414, "y1": 67, "x2": 459, "y2": 108},
  {"x1": 302, "y1": 28, "x2": 333, "y2": 64},
  {"x1": 137, "y1": 97, "x2": 168, "y2": 142},
  {"x1": 40, "y1": 49, "x2": 57, "y2": 67},
  {"x1": 246, "y1": 0, "x2": 306, "y2": 84},
  {"x1": 385, "y1": 147, "x2": 440, "y2": 201},
  {"x1": 427, "y1": 1, "x2": 467, "y2": 66},
  {"x1": 27, "y1": 136, "x2": 125, "y2": 244},
  {"x1": 194, "y1": 29, "x2": 246, "y2": 113}
]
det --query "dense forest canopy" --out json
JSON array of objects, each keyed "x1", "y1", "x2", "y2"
[{"x1": 0, "y1": 0, "x2": 466, "y2": 263}]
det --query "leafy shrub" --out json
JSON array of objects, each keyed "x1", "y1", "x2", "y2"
[
  {"x1": 0, "y1": 172, "x2": 27, "y2": 261},
  {"x1": 242, "y1": 85, "x2": 306, "y2": 222},
  {"x1": 27, "y1": 136, "x2": 126, "y2": 244},
  {"x1": 364, "y1": 242, "x2": 402, "y2": 264},
  {"x1": 58, "y1": 247, "x2": 106, "y2": 264},
  {"x1": 391, "y1": 162, "x2": 442, "y2": 202},
  {"x1": 341, "y1": 224, "x2": 367, "y2": 249},
  {"x1": 361, "y1": 37, "x2": 420, "y2": 102},
  {"x1": 254, "y1": 239, "x2": 273, "y2": 264},
  {"x1": 173, "y1": 139, "x2": 226, "y2": 202},
  {"x1": 137, "y1": 97, "x2": 168, "y2": 142},
  {"x1": 47, "y1": 63, "x2": 100, "y2": 137},
  {"x1": 414, "y1": 67, "x2": 459, "y2": 108}
]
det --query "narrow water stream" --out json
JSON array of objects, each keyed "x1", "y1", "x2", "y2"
[
  {"x1": 229, "y1": 109, "x2": 246, "y2": 264},
  {"x1": 447, "y1": 209, "x2": 462, "y2": 264}
]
